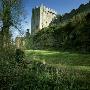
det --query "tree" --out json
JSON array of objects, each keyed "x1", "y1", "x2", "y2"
[{"x1": 0, "y1": 0, "x2": 23, "y2": 52}]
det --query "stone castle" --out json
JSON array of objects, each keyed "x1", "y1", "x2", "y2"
[
  {"x1": 15, "y1": 37, "x2": 25, "y2": 49},
  {"x1": 15, "y1": 5, "x2": 57, "y2": 48},
  {"x1": 31, "y1": 4, "x2": 57, "y2": 34}
]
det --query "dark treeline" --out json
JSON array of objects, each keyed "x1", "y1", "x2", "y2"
[
  {"x1": 26, "y1": 2, "x2": 90, "y2": 53},
  {"x1": 29, "y1": 12, "x2": 90, "y2": 53},
  {"x1": 51, "y1": 1, "x2": 90, "y2": 24}
]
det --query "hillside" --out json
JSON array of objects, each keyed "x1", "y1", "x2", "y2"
[
  {"x1": 63, "y1": 1, "x2": 90, "y2": 21},
  {"x1": 29, "y1": 13, "x2": 90, "y2": 53},
  {"x1": 51, "y1": 2, "x2": 90, "y2": 25},
  {"x1": 25, "y1": 2, "x2": 90, "y2": 53},
  {"x1": 24, "y1": 50, "x2": 90, "y2": 89}
]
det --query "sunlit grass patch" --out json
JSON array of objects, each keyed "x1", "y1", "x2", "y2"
[
  {"x1": 24, "y1": 50, "x2": 90, "y2": 89},
  {"x1": 25, "y1": 50, "x2": 90, "y2": 66}
]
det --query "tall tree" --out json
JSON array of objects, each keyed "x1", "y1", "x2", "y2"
[{"x1": 0, "y1": 0, "x2": 23, "y2": 52}]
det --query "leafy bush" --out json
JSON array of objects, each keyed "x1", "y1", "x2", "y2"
[{"x1": 0, "y1": 57, "x2": 90, "y2": 90}]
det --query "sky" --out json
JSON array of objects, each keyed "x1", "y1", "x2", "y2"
[{"x1": 14, "y1": 0, "x2": 89, "y2": 37}]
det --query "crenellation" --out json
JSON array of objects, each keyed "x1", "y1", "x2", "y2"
[{"x1": 31, "y1": 4, "x2": 57, "y2": 35}]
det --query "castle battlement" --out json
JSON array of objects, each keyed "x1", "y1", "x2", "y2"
[
  {"x1": 46, "y1": 7, "x2": 57, "y2": 14},
  {"x1": 31, "y1": 4, "x2": 57, "y2": 35},
  {"x1": 33, "y1": 4, "x2": 57, "y2": 14}
]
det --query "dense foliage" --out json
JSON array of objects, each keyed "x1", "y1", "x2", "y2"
[
  {"x1": 51, "y1": 1, "x2": 90, "y2": 24},
  {"x1": 0, "y1": 57, "x2": 90, "y2": 90},
  {"x1": 63, "y1": 1, "x2": 90, "y2": 21},
  {"x1": 31, "y1": 13, "x2": 90, "y2": 53},
  {"x1": 0, "y1": 1, "x2": 90, "y2": 90},
  {"x1": 0, "y1": 0, "x2": 23, "y2": 55}
]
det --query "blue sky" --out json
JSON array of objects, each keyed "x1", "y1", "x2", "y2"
[{"x1": 15, "y1": 0, "x2": 89, "y2": 37}]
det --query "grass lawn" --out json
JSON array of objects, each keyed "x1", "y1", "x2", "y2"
[
  {"x1": 25, "y1": 50, "x2": 90, "y2": 89},
  {"x1": 0, "y1": 50, "x2": 89, "y2": 89},
  {"x1": 25, "y1": 50, "x2": 90, "y2": 66}
]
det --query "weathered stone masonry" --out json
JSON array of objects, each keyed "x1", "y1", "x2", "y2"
[{"x1": 31, "y1": 4, "x2": 57, "y2": 35}]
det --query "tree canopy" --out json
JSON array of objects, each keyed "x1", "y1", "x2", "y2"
[{"x1": 0, "y1": 0, "x2": 23, "y2": 52}]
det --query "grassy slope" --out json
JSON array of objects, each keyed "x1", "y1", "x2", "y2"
[
  {"x1": 25, "y1": 50, "x2": 90, "y2": 74},
  {"x1": 24, "y1": 50, "x2": 90, "y2": 89},
  {"x1": 25, "y1": 50, "x2": 90, "y2": 66},
  {"x1": 25, "y1": 50, "x2": 90, "y2": 72}
]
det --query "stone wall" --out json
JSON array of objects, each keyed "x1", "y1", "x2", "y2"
[
  {"x1": 31, "y1": 4, "x2": 57, "y2": 35},
  {"x1": 15, "y1": 37, "x2": 25, "y2": 49}
]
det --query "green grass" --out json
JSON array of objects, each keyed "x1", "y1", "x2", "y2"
[
  {"x1": 24, "y1": 50, "x2": 90, "y2": 89},
  {"x1": 0, "y1": 50, "x2": 90, "y2": 89},
  {"x1": 25, "y1": 50, "x2": 90, "y2": 66},
  {"x1": 25, "y1": 50, "x2": 90, "y2": 73}
]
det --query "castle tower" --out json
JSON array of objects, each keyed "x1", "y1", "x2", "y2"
[{"x1": 31, "y1": 4, "x2": 57, "y2": 35}]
